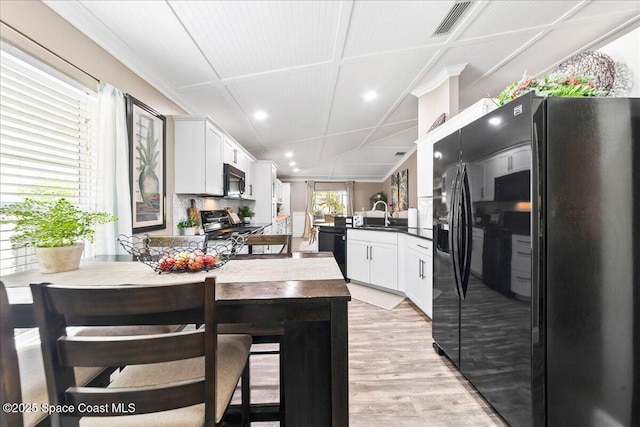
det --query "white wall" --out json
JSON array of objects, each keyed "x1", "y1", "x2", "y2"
[{"x1": 598, "y1": 27, "x2": 640, "y2": 97}]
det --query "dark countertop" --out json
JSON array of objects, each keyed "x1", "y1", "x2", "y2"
[{"x1": 344, "y1": 225, "x2": 433, "y2": 241}]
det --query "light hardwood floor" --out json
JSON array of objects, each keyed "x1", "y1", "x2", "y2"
[{"x1": 241, "y1": 297, "x2": 508, "y2": 426}]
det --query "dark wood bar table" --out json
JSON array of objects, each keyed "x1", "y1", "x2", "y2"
[{"x1": 2, "y1": 252, "x2": 351, "y2": 426}]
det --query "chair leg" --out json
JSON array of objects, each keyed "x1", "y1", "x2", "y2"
[{"x1": 241, "y1": 360, "x2": 250, "y2": 426}]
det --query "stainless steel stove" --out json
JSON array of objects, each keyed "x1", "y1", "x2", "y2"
[{"x1": 200, "y1": 209, "x2": 263, "y2": 239}]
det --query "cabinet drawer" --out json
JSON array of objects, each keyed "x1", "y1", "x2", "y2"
[
  {"x1": 511, "y1": 270, "x2": 531, "y2": 298},
  {"x1": 512, "y1": 250, "x2": 531, "y2": 273}
]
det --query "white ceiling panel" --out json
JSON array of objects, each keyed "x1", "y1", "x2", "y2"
[
  {"x1": 169, "y1": 0, "x2": 341, "y2": 79},
  {"x1": 64, "y1": 1, "x2": 214, "y2": 88},
  {"x1": 459, "y1": 1, "x2": 581, "y2": 40},
  {"x1": 227, "y1": 67, "x2": 332, "y2": 145},
  {"x1": 368, "y1": 120, "x2": 418, "y2": 145},
  {"x1": 425, "y1": 34, "x2": 537, "y2": 91},
  {"x1": 321, "y1": 128, "x2": 373, "y2": 160},
  {"x1": 565, "y1": 1, "x2": 640, "y2": 24},
  {"x1": 42, "y1": 1, "x2": 640, "y2": 182},
  {"x1": 344, "y1": 1, "x2": 454, "y2": 58},
  {"x1": 385, "y1": 96, "x2": 419, "y2": 124},
  {"x1": 367, "y1": 127, "x2": 417, "y2": 149},
  {"x1": 330, "y1": 163, "x2": 393, "y2": 179},
  {"x1": 327, "y1": 48, "x2": 437, "y2": 134}
]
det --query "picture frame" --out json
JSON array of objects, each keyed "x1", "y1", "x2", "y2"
[{"x1": 125, "y1": 94, "x2": 166, "y2": 232}]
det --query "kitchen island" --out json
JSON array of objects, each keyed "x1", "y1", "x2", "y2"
[{"x1": 2, "y1": 253, "x2": 350, "y2": 426}]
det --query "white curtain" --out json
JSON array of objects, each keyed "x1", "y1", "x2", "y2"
[
  {"x1": 94, "y1": 82, "x2": 132, "y2": 255},
  {"x1": 345, "y1": 181, "x2": 355, "y2": 216},
  {"x1": 302, "y1": 180, "x2": 315, "y2": 239}
]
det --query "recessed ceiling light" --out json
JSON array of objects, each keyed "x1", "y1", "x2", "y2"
[
  {"x1": 289, "y1": 161, "x2": 296, "y2": 166},
  {"x1": 253, "y1": 111, "x2": 268, "y2": 121},
  {"x1": 293, "y1": 168, "x2": 299, "y2": 172},
  {"x1": 363, "y1": 91, "x2": 378, "y2": 102},
  {"x1": 284, "y1": 151, "x2": 293, "y2": 158}
]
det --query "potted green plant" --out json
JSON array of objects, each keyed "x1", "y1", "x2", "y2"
[
  {"x1": 0, "y1": 198, "x2": 117, "y2": 273},
  {"x1": 237, "y1": 206, "x2": 255, "y2": 224},
  {"x1": 177, "y1": 213, "x2": 199, "y2": 236}
]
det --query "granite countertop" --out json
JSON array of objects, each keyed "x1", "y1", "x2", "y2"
[{"x1": 345, "y1": 225, "x2": 433, "y2": 241}]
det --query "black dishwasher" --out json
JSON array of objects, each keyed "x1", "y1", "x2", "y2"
[{"x1": 318, "y1": 217, "x2": 348, "y2": 279}]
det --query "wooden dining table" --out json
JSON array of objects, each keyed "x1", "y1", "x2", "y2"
[{"x1": 2, "y1": 252, "x2": 351, "y2": 426}]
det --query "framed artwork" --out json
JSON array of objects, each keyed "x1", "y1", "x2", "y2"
[
  {"x1": 391, "y1": 173, "x2": 399, "y2": 212},
  {"x1": 398, "y1": 169, "x2": 409, "y2": 211},
  {"x1": 125, "y1": 94, "x2": 166, "y2": 232}
]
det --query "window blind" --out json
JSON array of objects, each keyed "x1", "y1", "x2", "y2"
[{"x1": 0, "y1": 45, "x2": 97, "y2": 275}]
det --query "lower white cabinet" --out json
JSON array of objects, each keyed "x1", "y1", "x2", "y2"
[
  {"x1": 470, "y1": 227, "x2": 484, "y2": 277},
  {"x1": 511, "y1": 234, "x2": 531, "y2": 299},
  {"x1": 347, "y1": 229, "x2": 398, "y2": 290},
  {"x1": 399, "y1": 235, "x2": 433, "y2": 318}
]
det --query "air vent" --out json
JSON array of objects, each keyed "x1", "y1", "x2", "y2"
[
  {"x1": 394, "y1": 152, "x2": 406, "y2": 156},
  {"x1": 433, "y1": 1, "x2": 471, "y2": 36}
]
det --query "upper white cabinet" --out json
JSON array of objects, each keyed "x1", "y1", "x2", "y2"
[
  {"x1": 495, "y1": 145, "x2": 531, "y2": 177},
  {"x1": 174, "y1": 116, "x2": 224, "y2": 195},
  {"x1": 224, "y1": 137, "x2": 250, "y2": 174},
  {"x1": 470, "y1": 157, "x2": 496, "y2": 202},
  {"x1": 415, "y1": 99, "x2": 497, "y2": 199},
  {"x1": 417, "y1": 138, "x2": 433, "y2": 198},
  {"x1": 244, "y1": 157, "x2": 255, "y2": 200}
]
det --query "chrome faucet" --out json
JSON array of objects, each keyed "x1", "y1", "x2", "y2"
[{"x1": 371, "y1": 200, "x2": 390, "y2": 227}]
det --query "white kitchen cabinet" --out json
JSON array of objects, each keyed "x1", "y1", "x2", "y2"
[
  {"x1": 252, "y1": 161, "x2": 277, "y2": 226},
  {"x1": 417, "y1": 139, "x2": 433, "y2": 198},
  {"x1": 495, "y1": 145, "x2": 531, "y2": 177},
  {"x1": 399, "y1": 235, "x2": 432, "y2": 318},
  {"x1": 511, "y1": 234, "x2": 531, "y2": 299},
  {"x1": 174, "y1": 116, "x2": 224, "y2": 195},
  {"x1": 347, "y1": 229, "x2": 398, "y2": 291},
  {"x1": 470, "y1": 227, "x2": 484, "y2": 277},
  {"x1": 244, "y1": 157, "x2": 255, "y2": 200},
  {"x1": 470, "y1": 157, "x2": 496, "y2": 202}
]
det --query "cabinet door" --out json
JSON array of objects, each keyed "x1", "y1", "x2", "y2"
[
  {"x1": 223, "y1": 138, "x2": 238, "y2": 165},
  {"x1": 417, "y1": 140, "x2": 433, "y2": 197},
  {"x1": 510, "y1": 146, "x2": 531, "y2": 173},
  {"x1": 470, "y1": 162, "x2": 484, "y2": 202},
  {"x1": 347, "y1": 239, "x2": 370, "y2": 283},
  {"x1": 470, "y1": 231, "x2": 483, "y2": 276},
  {"x1": 423, "y1": 256, "x2": 433, "y2": 318},
  {"x1": 369, "y1": 241, "x2": 398, "y2": 290},
  {"x1": 244, "y1": 158, "x2": 255, "y2": 199},
  {"x1": 204, "y1": 123, "x2": 224, "y2": 195},
  {"x1": 483, "y1": 157, "x2": 497, "y2": 200},
  {"x1": 404, "y1": 247, "x2": 422, "y2": 305},
  {"x1": 175, "y1": 120, "x2": 206, "y2": 194}
]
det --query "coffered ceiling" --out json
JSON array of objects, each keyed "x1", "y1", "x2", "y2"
[{"x1": 43, "y1": 1, "x2": 639, "y2": 181}]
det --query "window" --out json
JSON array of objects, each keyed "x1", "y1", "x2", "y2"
[
  {"x1": 0, "y1": 44, "x2": 98, "y2": 275},
  {"x1": 312, "y1": 191, "x2": 347, "y2": 220}
]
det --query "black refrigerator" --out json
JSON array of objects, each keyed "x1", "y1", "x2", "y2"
[{"x1": 432, "y1": 92, "x2": 639, "y2": 427}]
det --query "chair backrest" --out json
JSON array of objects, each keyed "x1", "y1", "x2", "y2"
[
  {"x1": 30, "y1": 278, "x2": 218, "y2": 426},
  {"x1": 1, "y1": 281, "x2": 24, "y2": 427},
  {"x1": 246, "y1": 234, "x2": 292, "y2": 255}
]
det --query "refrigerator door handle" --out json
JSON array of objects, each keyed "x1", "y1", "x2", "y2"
[
  {"x1": 449, "y1": 164, "x2": 463, "y2": 298},
  {"x1": 459, "y1": 163, "x2": 473, "y2": 298}
]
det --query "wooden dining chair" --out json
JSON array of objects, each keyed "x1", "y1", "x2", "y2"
[
  {"x1": 0, "y1": 281, "x2": 182, "y2": 426},
  {"x1": 144, "y1": 234, "x2": 207, "y2": 249},
  {"x1": 30, "y1": 278, "x2": 251, "y2": 426},
  {"x1": 245, "y1": 234, "x2": 292, "y2": 255}
]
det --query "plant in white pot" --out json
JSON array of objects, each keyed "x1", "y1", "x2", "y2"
[
  {"x1": 177, "y1": 214, "x2": 199, "y2": 236},
  {"x1": 0, "y1": 198, "x2": 117, "y2": 273},
  {"x1": 237, "y1": 206, "x2": 254, "y2": 224}
]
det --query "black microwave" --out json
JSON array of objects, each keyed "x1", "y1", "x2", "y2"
[
  {"x1": 223, "y1": 163, "x2": 245, "y2": 197},
  {"x1": 494, "y1": 170, "x2": 530, "y2": 201}
]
